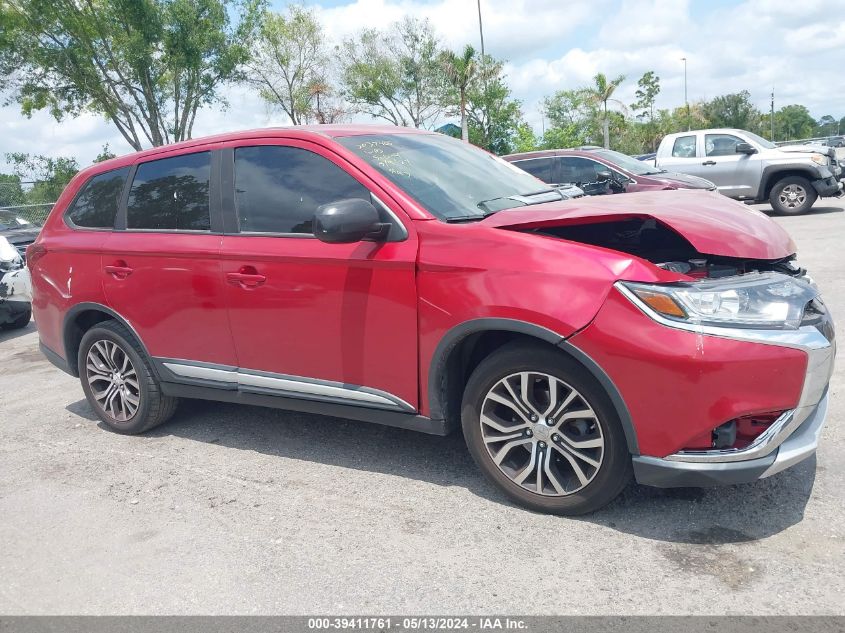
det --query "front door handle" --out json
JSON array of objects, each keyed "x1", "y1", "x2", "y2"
[
  {"x1": 702, "y1": 160, "x2": 717, "y2": 166},
  {"x1": 226, "y1": 266, "x2": 266, "y2": 289},
  {"x1": 105, "y1": 261, "x2": 133, "y2": 279}
]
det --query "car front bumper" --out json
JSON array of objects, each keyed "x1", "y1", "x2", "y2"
[
  {"x1": 813, "y1": 174, "x2": 844, "y2": 197},
  {"x1": 0, "y1": 266, "x2": 32, "y2": 323},
  {"x1": 568, "y1": 282, "x2": 835, "y2": 488}
]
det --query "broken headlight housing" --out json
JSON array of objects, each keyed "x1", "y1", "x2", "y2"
[
  {"x1": 620, "y1": 273, "x2": 819, "y2": 330},
  {"x1": 0, "y1": 236, "x2": 23, "y2": 272}
]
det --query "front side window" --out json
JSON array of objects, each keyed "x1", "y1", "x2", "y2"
[
  {"x1": 65, "y1": 167, "x2": 129, "y2": 229},
  {"x1": 672, "y1": 135, "x2": 697, "y2": 158},
  {"x1": 127, "y1": 152, "x2": 211, "y2": 231},
  {"x1": 337, "y1": 133, "x2": 552, "y2": 221},
  {"x1": 705, "y1": 134, "x2": 744, "y2": 157},
  {"x1": 235, "y1": 146, "x2": 370, "y2": 234},
  {"x1": 558, "y1": 157, "x2": 606, "y2": 184},
  {"x1": 514, "y1": 158, "x2": 553, "y2": 183}
]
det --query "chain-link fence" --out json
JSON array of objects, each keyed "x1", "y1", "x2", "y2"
[{"x1": 0, "y1": 202, "x2": 54, "y2": 225}]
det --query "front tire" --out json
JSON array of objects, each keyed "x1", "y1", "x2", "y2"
[
  {"x1": 78, "y1": 320, "x2": 178, "y2": 434},
  {"x1": 769, "y1": 176, "x2": 816, "y2": 215},
  {"x1": 461, "y1": 344, "x2": 632, "y2": 515}
]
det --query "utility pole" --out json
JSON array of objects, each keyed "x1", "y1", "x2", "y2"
[
  {"x1": 477, "y1": 0, "x2": 485, "y2": 59},
  {"x1": 681, "y1": 57, "x2": 689, "y2": 131},
  {"x1": 770, "y1": 89, "x2": 775, "y2": 141}
]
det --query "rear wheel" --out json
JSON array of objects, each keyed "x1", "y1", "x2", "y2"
[
  {"x1": 461, "y1": 344, "x2": 632, "y2": 515},
  {"x1": 769, "y1": 176, "x2": 816, "y2": 215},
  {"x1": 78, "y1": 320, "x2": 177, "y2": 434}
]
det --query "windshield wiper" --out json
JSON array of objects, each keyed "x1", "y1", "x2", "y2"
[{"x1": 476, "y1": 189, "x2": 562, "y2": 213}]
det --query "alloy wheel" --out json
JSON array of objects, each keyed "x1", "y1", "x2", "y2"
[
  {"x1": 778, "y1": 184, "x2": 807, "y2": 209},
  {"x1": 479, "y1": 372, "x2": 605, "y2": 496},
  {"x1": 85, "y1": 340, "x2": 141, "y2": 422}
]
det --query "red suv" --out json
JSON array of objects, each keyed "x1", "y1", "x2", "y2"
[{"x1": 29, "y1": 126, "x2": 834, "y2": 515}]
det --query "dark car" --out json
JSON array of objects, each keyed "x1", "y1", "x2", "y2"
[
  {"x1": 823, "y1": 136, "x2": 844, "y2": 148},
  {"x1": 503, "y1": 148, "x2": 716, "y2": 196}
]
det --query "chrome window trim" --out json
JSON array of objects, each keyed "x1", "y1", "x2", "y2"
[{"x1": 161, "y1": 360, "x2": 416, "y2": 413}]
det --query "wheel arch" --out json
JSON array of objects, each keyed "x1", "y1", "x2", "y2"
[
  {"x1": 63, "y1": 302, "x2": 155, "y2": 378},
  {"x1": 761, "y1": 167, "x2": 819, "y2": 200},
  {"x1": 427, "y1": 318, "x2": 639, "y2": 454}
]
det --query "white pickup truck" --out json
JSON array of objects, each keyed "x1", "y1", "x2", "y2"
[{"x1": 655, "y1": 128, "x2": 844, "y2": 214}]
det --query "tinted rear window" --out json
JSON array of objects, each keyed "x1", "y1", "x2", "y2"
[
  {"x1": 127, "y1": 152, "x2": 211, "y2": 231},
  {"x1": 65, "y1": 167, "x2": 129, "y2": 229}
]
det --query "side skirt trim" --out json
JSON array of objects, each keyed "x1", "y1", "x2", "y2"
[
  {"x1": 155, "y1": 358, "x2": 417, "y2": 413},
  {"x1": 159, "y1": 382, "x2": 452, "y2": 436}
]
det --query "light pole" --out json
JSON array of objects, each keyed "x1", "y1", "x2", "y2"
[
  {"x1": 681, "y1": 57, "x2": 689, "y2": 131},
  {"x1": 477, "y1": 0, "x2": 485, "y2": 59}
]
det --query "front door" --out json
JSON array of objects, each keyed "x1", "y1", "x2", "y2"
[
  {"x1": 699, "y1": 133, "x2": 762, "y2": 198},
  {"x1": 219, "y1": 140, "x2": 419, "y2": 411}
]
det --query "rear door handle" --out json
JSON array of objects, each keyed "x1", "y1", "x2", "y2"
[
  {"x1": 702, "y1": 160, "x2": 717, "y2": 166},
  {"x1": 226, "y1": 266, "x2": 266, "y2": 289},
  {"x1": 105, "y1": 262, "x2": 133, "y2": 279}
]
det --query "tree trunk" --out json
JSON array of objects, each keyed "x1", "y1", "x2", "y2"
[
  {"x1": 602, "y1": 101, "x2": 610, "y2": 148},
  {"x1": 460, "y1": 89, "x2": 468, "y2": 142}
]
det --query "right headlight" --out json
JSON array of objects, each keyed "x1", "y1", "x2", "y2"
[
  {"x1": 0, "y1": 236, "x2": 23, "y2": 271},
  {"x1": 619, "y1": 272, "x2": 818, "y2": 330}
]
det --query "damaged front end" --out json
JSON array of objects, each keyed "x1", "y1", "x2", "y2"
[{"x1": 0, "y1": 235, "x2": 32, "y2": 327}]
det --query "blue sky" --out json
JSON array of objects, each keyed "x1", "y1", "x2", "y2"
[{"x1": 1, "y1": 0, "x2": 843, "y2": 171}]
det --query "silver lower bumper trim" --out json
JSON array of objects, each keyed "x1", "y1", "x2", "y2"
[{"x1": 761, "y1": 390, "x2": 829, "y2": 478}]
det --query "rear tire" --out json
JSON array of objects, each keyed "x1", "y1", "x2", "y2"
[
  {"x1": 78, "y1": 320, "x2": 178, "y2": 434},
  {"x1": 2, "y1": 308, "x2": 31, "y2": 330},
  {"x1": 461, "y1": 343, "x2": 632, "y2": 515},
  {"x1": 769, "y1": 176, "x2": 816, "y2": 215}
]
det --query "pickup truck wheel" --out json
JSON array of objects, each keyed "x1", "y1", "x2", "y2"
[
  {"x1": 769, "y1": 176, "x2": 817, "y2": 215},
  {"x1": 78, "y1": 320, "x2": 178, "y2": 435},
  {"x1": 461, "y1": 344, "x2": 631, "y2": 515}
]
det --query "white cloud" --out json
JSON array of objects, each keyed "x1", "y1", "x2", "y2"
[{"x1": 1, "y1": 0, "x2": 843, "y2": 174}]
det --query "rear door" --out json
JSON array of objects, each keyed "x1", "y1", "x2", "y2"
[
  {"x1": 656, "y1": 133, "x2": 705, "y2": 176},
  {"x1": 101, "y1": 150, "x2": 238, "y2": 367},
  {"x1": 218, "y1": 139, "x2": 419, "y2": 411}
]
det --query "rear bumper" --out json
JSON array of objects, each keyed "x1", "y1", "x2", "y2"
[{"x1": 633, "y1": 390, "x2": 829, "y2": 487}]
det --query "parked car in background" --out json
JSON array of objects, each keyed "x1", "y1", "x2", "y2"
[
  {"x1": 0, "y1": 209, "x2": 38, "y2": 329},
  {"x1": 655, "y1": 128, "x2": 844, "y2": 214},
  {"x1": 820, "y1": 135, "x2": 844, "y2": 148},
  {"x1": 28, "y1": 126, "x2": 834, "y2": 515},
  {"x1": 503, "y1": 148, "x2": 716, "y2": 197}
]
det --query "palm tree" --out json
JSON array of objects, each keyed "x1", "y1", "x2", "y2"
[
  {"x1": 441, "y1": 45, "x2": 479, "y2": 142},
  {"x1": 584, "y1": 73, "x2": 626, "y2": 148}
]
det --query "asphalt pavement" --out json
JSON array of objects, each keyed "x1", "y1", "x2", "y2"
[{"x1": 1, "y1": 198, "x2": 843, "y2": 615}]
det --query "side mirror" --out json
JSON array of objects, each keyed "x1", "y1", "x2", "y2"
[
  {"x1": 596, "y1": 170, "x2": 612, "y2": 182},
  {"x1": 735, "y1": 142, "x2": 757, "y2": 154},
  {"x1": 314, "y1": 198, "x2": 386, "y2": 244}
]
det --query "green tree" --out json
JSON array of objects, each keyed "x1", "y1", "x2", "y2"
[
  {"x1": 93, "y1": 144, "x2": 117, "y2": 163},
  {"x1": 244, "y1": 6, "x2": 328, "y2": 125},
  {"x1": 0, "y1": 174, "x2": 26, "y2": 207},
  {"x1": 338, "y1": 17, "x2": 446, "y2": 128},
  {"x1": 465, "y1": 55, "x2": 523, "y2": 154},
  {"x1": 0, "y1": 0, "x2": 263, "y2": 151},
  {"x1": 702, "y1": 91, "x2": 760, "y2": 131},
  {"x1": 582, "y1": 73, "x2": 626, "y2": 149},
  {"x1": 512, "y1": 123, "x2": 537, "y2": 153},
  {"x1": 631, "y1": 71, "x2": 660, "y2": 150},
  {"x1": 542, "y1": 89, "x2": 596, "y2": 146},
  {"x1": 775, "y1": 104, "x2": 816, "y2": 141},
  {"x1": 815, "y1": 115, "x2": 837, "y2": 137},
  {"x1": 5, "y1": 153, "x2": 79, "y2": 204},
  {"x1": 441, "y1": 45, "x2": 479, "y2": 142}
]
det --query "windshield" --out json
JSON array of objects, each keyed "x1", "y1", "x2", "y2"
[
  {"x1": 589, "y1": 149, "x2": 662, "y2": 175},
  {"x1": 742, "y1": 131, "x2": 777, "y2": 149},
  {"x1": 337, "y1": 133, "x2": 554, "y2": 221},
  {"x1": 0, "y1": 209, "x2": 34, "y2": 231}
]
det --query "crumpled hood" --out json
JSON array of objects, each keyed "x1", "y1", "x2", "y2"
[
  {"x1": 777, "y1": 143, "x2": 837, "y2": 161},
  {"x1": 481, "y1": 189, "x2": 796, "y2": 260}
]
